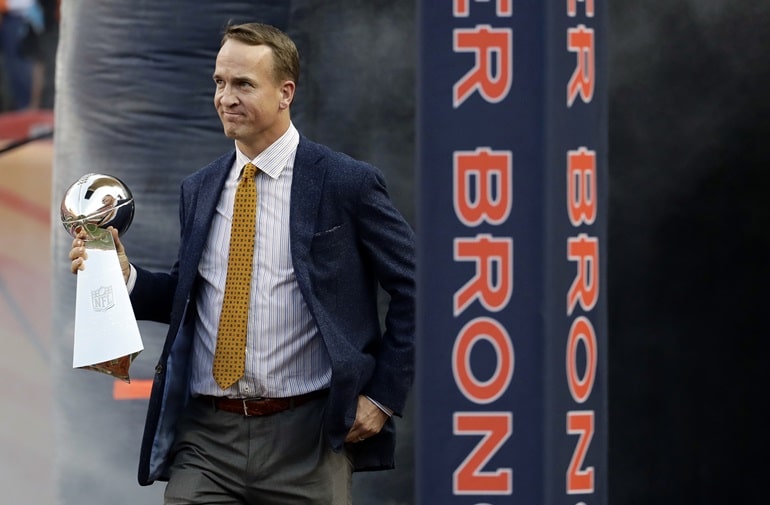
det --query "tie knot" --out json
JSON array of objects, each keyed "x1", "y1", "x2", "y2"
[{"x1": 242, "y1": 162, "x2": 258, "y2": 180}]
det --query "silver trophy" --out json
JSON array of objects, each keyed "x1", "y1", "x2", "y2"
[
  {"x1": 61, "y1": 174, "x2": 143, "y2": 381},
  {"x1": 61, "y1": 173, "x2": 135, "y2": 244}
]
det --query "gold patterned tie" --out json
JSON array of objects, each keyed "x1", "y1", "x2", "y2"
[{"x1": 213, "y1": 162, "x2": 258, "y2": 389}]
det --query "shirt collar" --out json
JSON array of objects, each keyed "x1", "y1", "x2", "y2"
[{"x1": 233, "y1": 122, "x2": 299, "y2": 180}]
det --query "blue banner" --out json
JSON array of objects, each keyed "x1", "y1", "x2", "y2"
[{"x1": 416, "y1": 1, "x2": 607, "y2": 504}]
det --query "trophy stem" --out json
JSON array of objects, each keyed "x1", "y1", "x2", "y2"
[{"x1": 82, "y1": 224, "x2": 115, "y2": 250}]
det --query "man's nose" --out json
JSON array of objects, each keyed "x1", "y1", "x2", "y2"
[{"x1": 219, "y1": 86, "x2": 239, "y2": 105}]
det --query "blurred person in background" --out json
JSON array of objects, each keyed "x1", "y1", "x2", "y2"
[
  {"x1": 19, "y1": 0, "x2": 58, "y2": 109},
  {"x1": 0, "y1": 0, "x2": 40, "y2": 110}
]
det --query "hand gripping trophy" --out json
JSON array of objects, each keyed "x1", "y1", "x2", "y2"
[{"x1": 61, "y1": 173, "x2": 143, "y2": 381}]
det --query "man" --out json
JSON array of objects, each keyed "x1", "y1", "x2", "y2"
[{"x1": 69, "y1": 22, "x2": 415, "y2": 504}]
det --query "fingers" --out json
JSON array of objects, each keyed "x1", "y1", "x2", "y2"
[
  {"x1": 106, "y1": 227, "x2": 131, "y2": 283},
  {"x1": 107, "y1": 226, "x2": 125, "y2": 253},
  {"x1": 69, "y1": 232, "x2": 88, "y2": 274},
  {"x1": 344, "y1": 425, "x2": 367, "y2": 443},
  {"x1": 68, "y1": 228, "x2": 131, "y2": 283},
  {"x1": 344, "y1": 395, "x2": 388, "y2": 443}
]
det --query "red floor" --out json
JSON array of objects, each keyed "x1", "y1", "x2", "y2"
[{"x1": 0, "y1": 110, "x2": 55, "y2": 505}]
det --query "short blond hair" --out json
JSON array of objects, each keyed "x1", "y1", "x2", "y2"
[{"x1": 222, "y1": 22, "x2": 300, "y2": 86}]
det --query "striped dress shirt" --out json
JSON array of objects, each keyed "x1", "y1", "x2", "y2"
[{"x1": 189, "y1": 123, "x2": 332, "y2": 399}]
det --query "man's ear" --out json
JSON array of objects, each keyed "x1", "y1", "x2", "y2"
[{"x1": 280, "y1": 80, "x2": 296, "y2": 109}]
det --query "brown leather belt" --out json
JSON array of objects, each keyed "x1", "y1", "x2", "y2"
[{"x1": 199, "y1": 389, "x2": 328, "y2": 417}]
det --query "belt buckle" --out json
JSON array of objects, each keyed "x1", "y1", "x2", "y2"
[{"x1": 241, "y1": 398, "x2": 262, "y2": 417}]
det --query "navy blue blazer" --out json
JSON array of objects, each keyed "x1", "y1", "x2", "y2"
[{"x1": 129, "y1": 136, "x2": 416, "y2": 485}]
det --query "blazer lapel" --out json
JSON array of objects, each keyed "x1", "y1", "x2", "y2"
[
  {"x1": 179, "y1": 153, "x2": 233, "y2": 284},
  {"x1": 290, "y1": 138, "x2": 326, "y2": 276}
]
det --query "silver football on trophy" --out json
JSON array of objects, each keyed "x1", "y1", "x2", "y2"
[{"x1": 60, "y1": 173, "x2": 135, "y2": 238}]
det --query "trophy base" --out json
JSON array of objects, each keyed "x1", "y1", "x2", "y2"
[{"x1": 77, "y1": 351, "x2": 141, "y2": 382}]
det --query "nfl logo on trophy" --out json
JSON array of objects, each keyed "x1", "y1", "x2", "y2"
[{"x1": 91, "y1": 286, "x2": 115, "y2": 312}]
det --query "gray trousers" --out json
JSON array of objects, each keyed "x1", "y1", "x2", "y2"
[{"x1": 164, "y1": 395, "x2": 352, "y2": 505}]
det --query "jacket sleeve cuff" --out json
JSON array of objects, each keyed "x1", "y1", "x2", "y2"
[{"x1": 365, "y1": 395, "x2": 394, "y2": 417}]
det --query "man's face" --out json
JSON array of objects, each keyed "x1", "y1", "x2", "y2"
[{"x1": 213, "y1": 39, "x2": 293, "y2": 157}]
